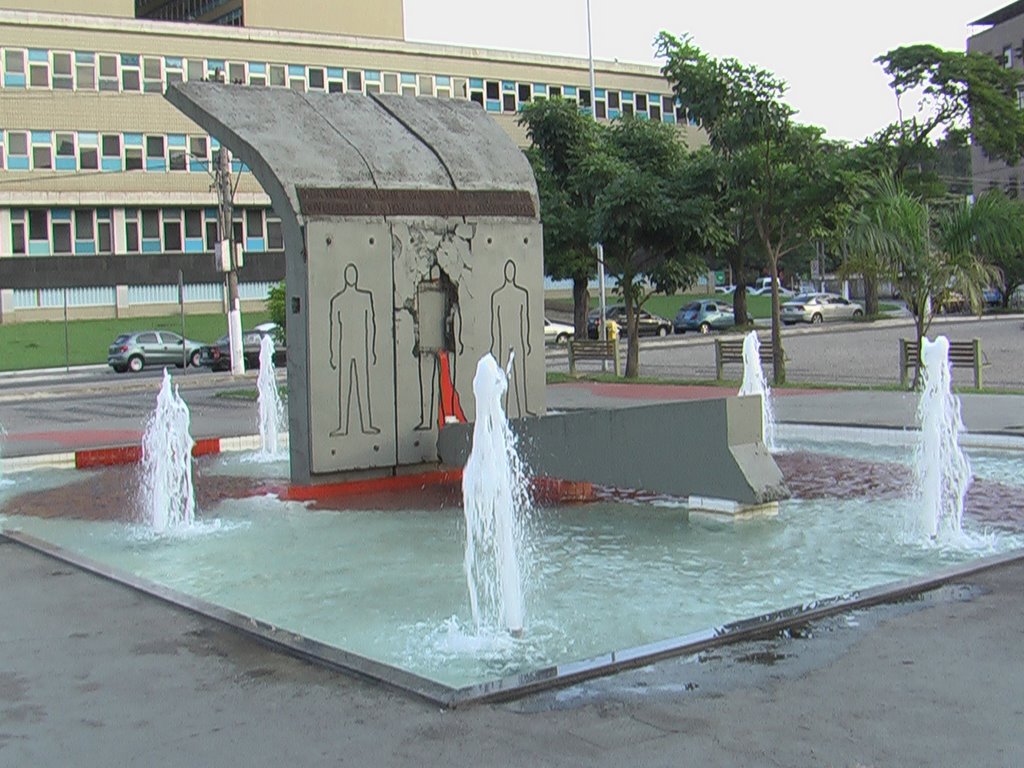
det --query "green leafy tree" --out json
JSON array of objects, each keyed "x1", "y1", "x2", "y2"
[
  {"x1": 267, "y1": 280, "x2": 286, "y2": 342},
  {"x1": 519, "y1": 99, "x2": 601, "y2": 338},
  {"x1": 846, "y1": 180, "x2": 1006, "y2": 384},
  {"x1": 874, "y1": 45, "x2": 1024, "y2": 176},
  {"x1": 659, "y1": 32, "x2": 844, "y2": 384},
  {"x1": 592, "y1": 118, "x2": 724, "y2": 376}
]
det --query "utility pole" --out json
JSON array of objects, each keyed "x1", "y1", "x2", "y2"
[
  {"x1": 586, "y1": 0, "x2": 608, "y2": 365},
  {"x1": 215, "y1": 136, "x2": 244, "y2": 375}
]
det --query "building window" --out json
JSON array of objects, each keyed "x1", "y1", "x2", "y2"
[
  {"x1": 7, "y1": 131, "x2": 29, "y2": 169},
  {"x1": 143, "y1": 56, "x2": 163, "y2": 92},
  {"x1": 269, "y1": 64, "x2": 286, "y2": 87},
  {"x1": 267, "y1": 216, "x2": 283, "y2": 250},
  {"x1": 98, "y1": 54, "x2": 119, "y2": 91},
  {"x1": 76, "y1": 51, "x2": 96, "y2": 90},
  {"x1": 636, "y1": 94, "x2": 648, "y2": 113},
  {"x1": 31, "y1": 133, "x2": 52, "y2": 170},
  {"x1": 97, "y1": 210, "x2": 112, "y2": 253},
  {"x1": 51, "y1": 212, "x2": 72, "y2": 254},
  {"x1": 189, "y1": 135, "x2": 209, "y2": 170},
  {"x1": 11, "y1": 211, "x2": 26, "y2": 254},
  {"x1": 163, "y1": 210, "x2": 183, "y2": 252},
  {"x1": 383, "y1": 72, "x2": 399, "y2": 94},
  {"x1": 121, "y1": 54, "x2": 141, "y2": 91},
  {"x1": 186, "y1": 58, "x2": 205, "y2": 82},
  {"x1": 4, "y1": 49, "x2": 26, "y2": 87},
  {"x1": 347, "y1": 70, "x2": 362, "y2": 93},
  {"x1": 52, "y1": 51, "x2": 73, "y2": 89},
  {"x1": 418, "y1": 74, "x2": 434, "y2": 96},
  {"x1": 29, "y1": 209, "x2": 49, "y2": 243},
  {"x1": 185, "y1": 209, "x2": 203, "y2": 239},
  {"x1": 168, "y1": 135, "x2": 187, "y2": 171},
  {"x1": 308, "y1": 67, "x2": 325, "y2": 90},
  {"x1": 1003, "y1": 46, "x2": 1013, "y2": 68},
  {"x1": 125, "y1": 210, "x2": 139, "y2": 252},
  {"x1": 55, "y1": 132, "x2": 76, "y2": 170},
  {"x1": 146, "y1": 135, "x2": 166, "y2": 171},
  {"x1": 228, "y1": 61, "x2": 246, "y2": 85},
  {"x1": 74, "y1": 209, "x2": 95, "y2": 253},
  {"x1": 248, "y1": 62, "x2": 266, "y2": 87}
]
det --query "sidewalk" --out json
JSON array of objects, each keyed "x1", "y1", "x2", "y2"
[{"x1": 2, "y1": 377, "x2": 1024, "y2": 766}]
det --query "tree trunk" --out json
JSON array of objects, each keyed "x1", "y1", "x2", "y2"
[
  {"x1": 863, "y1": 272, "x2": 879, "y2": 317},
  {"x1": 572, "y1": 278, "x2": 590, "y2": 340},
  {"x1": 768, "y1": 256, "x2": 785, "y2": 385}
]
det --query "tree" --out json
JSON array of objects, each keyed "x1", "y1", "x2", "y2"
[
  {"x1": 845, "y1": 180, "x2": 1006, "y2": 384},
  {"x1": 874, "y1": 45, "x2": 1024, "y2": 176},
  {"x1": 592, "y1": 118, "x2": 723, "y2": 376},
  {"x1": 267, "y1": 280, "x2": 286, "y2": 342},
  {"x1": 658, "y1": 32, "x2": 844, "y2": 384},
  {"x1": 518, "y1": 99, "x2": 601, "y2": 338}
]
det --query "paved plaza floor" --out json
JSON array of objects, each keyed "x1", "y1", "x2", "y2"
[{"x1": 1, "y1": 336, "x2": 1023, "y2": 766}]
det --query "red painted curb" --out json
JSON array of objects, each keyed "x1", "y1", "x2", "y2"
[
  {"x1": 74, "y1": 438, "x2": 222, "y2": 469},
  {"x1": 532, "y1": 476, "x2": 596, "y2": 504},
  {"x1": 283, "y1": 469, "x2": 464, "y2": 502}
]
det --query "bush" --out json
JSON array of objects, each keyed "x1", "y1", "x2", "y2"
[{"x1": 267, "y1": 281, "x2": 286, "y2": 341}]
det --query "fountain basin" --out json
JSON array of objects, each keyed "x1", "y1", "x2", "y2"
[{"x1": 1, "y1": 428, "x2": 1022, "y2": 705}]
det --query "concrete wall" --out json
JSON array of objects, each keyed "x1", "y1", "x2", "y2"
[
  {"x1": 1, "y1": 0, "x2": 133, "y2": 16},
  {"x1": 244, "y1": 0, "x2": 404, "y2": 40}
]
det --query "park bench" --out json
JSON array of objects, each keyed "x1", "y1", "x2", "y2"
[
  {"x1": 715, "y1": 336, "x2": 774, "y2": 381},
  {"x1": 899, "y1": 338, "x2": 985, "y2": 389},
  {"x1": 568, "y1": 338, "x2": 622, "y2": 377}
]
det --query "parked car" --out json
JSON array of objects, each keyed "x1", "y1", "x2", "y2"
[
  {"x1": 197, "y1": 324, "x2": 287, "y2": 371},
  {"x1": 586, "y1": 305, "x2": 672, "y2": 338},
  {"x1": 747, "y1": 277, "x2": 795, "y2": 297},
  {"x1": 674, "y1": 299, "x2": 749, "y2": 334},
  {"x1": 714, "y1": 284, "x2": 737, "y2": 294},
  {"x1": 544, "y1": 317, "x2": 574, "y2": 344},
  {"x1": 107, "y1": 330, "x2": 204, "y2": 373},
  {"x1": 983, "y1": 287, "x2": 1003, "y2": 308},
  {"x1": 781, "y1": 293, "x2": 863, "y2": 325}
]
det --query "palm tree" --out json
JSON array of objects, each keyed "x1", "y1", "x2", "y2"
[{"x1": 846, "y1": 179, "x2": 1005, "y2": 386}]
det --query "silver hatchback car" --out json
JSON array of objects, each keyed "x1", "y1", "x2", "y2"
[
  {"x1": 781, "y1": 293, "x2": 864, "y2": 325},
  {"x1": 107, "y1": 330, "x2": 204, "y2": 373}
]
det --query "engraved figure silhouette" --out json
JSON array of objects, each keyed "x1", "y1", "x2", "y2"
[
  {"x1": 329, "y1": 263, "x2": 379, "y2": 436},
  {"x1": 490, "y1": 259, "x2": 533, "y2": 417}
]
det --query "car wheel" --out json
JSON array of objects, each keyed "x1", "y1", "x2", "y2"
[
  {"x1": 111, "y1": 365, "x2": 127, "y2": 374},
  {"x1": 852, "y1": 309, "x2": 863, "y2": 319},
  {"x1": 658, "y1": 326, "x2": 669, "y2": 337},
  {"x1": 811, "y1": 313, "x2": 823, "y2": 324},
  {"x1": 698, "y1": 322, "x2": 711, "y2": 334},
  {"x1": 190, "y1": 350, "x2": 202, "y2": 367},
  {"x1": 556, "y1": 332, "x2": 569, "y2": 344},
  {"x1": 128, "y1": 355, "x2": 144, "y2": 373}
]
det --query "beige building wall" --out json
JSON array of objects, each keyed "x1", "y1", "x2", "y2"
[
  {"x1": 0, "y1": 0, "x2": 132, "y2": 16},
  {"x1": 244, "y1": 0, "x2": 404, "y2": 41}
]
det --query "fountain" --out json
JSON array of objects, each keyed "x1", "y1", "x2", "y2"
[
  {"x1": 255, "y1": 334, "x2": 285, "y2": 460},
  {"x1": 738, "y1": 331, "x2": 776, "y2": 450},
  {"x1": 915, "y1": 336, "x2": 972, "y2": 540},
  {"x1": 140, "y1": 369, "x2": 196, "y2": 533},
  {"x1": 461, "y1": 353, "x2": 527, "y2": 636}
]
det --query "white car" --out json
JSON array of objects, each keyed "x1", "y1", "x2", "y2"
[
  {"x1": 747, "y1": 278, "x2": 795, "y2": 297},
  {"x1": 544, "y1": 317, "x2": 574, "y2": 344}
]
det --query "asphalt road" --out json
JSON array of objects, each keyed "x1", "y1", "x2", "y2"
[{"x1": 549, "y1": 314, "x2": 1024, "y2": 389}]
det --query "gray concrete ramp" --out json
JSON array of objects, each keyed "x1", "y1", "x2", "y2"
[{"x1": 439, "y1": 396, "x2": 789, "y2": 509}]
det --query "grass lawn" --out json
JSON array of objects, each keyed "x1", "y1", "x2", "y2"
[{"x1": 0, "y1": 311, "x2": 272, "y2": 371}]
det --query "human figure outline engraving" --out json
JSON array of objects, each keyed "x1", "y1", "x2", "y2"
[
  {"x1": 490, "y1": 258, "x2": 533, "y2": 417},
  {"x1": 329, "y1": 263, "x2": 379, "y2": 436}
]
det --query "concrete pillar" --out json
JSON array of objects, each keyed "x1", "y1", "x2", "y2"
[
  {"x1": 0, "y1": 289, "x2": 14, "y2": 324},
  {"x1": 112, "y1": 208, "x2": 127, "y2": 254},
  {"x1": 115, "y1": 285, "x2": 129, "y2": 318},
  {"x1": 0, "y1": 209, "x2": 10, "y2": 255}
]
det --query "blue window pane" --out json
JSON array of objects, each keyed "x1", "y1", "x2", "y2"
[
  {"x1": 184, "y1": 238, "x2": 205, "y2": 253},
  {"x1": 31, "y1": 131, "x2": 51, "y2": 143},
  {"x1": 364, "y1": 70, "x2": 380, "y2": 82},
  {"x1": 141, "y1": 239, "x2": 161, "y2": 253},
  {"x1": 4, "y1": 73, "x2": 26, "y2": 87},
  {"x1": 28, "y1": 49, "x2": 49, "y2": 62},
  {"x1": 75, "y1": 241, "x2": 97, "y2": 255},
  {"x1": 7, "y1": 156, "x2": 30, "y2": 170},
  {"x1": 165, "y1": 57, "x2": 182, "y2": 68},
  {"x1": 288, "y1": 65, "x2": 305, "y2": 77},
  {"x1": 52, "y1": 209, "x2": 72, "y2": 220},
  {"x1": 124, "y1": 133, "x2": 143, "y2": 146},
  {"x1": 401, "y1": 72, "x2": 416, "y2": 84},
  {"x1": 435, "y1": 75, "x2": 451, "y2": 86},
  {"x1": 485, "y1": 100, "x2": 501, "y2": 113},
  {"x1": 564, "y1": 86, "x2": 577, "y2": 96},
  {"x1": 101, "y1": 157, "x2": 122, "y2": 171},
  {"x1": 55, "y1": 157, "x2": 77, "y2": 171},
  {"x1": 120, "y1": 54, "x2": 139, "y2": 67},
  {"x1": 469, "y1": 78, "x2": 483, "y2": 89},
  {"x1": 78, "y1": 132, "x2": 98, "y2": 145},
  {"x1": 249, "y1": 62, "x2": 266, "y2": 74},
  {"x1": 75, "y1": 51, "x2": 95, "y2": 63},
  {"x1": 327, "y1": 67, "x2": 342, "y2": 78},
  {"x1": 167, "y1": 134, "x2": 187, "y2": 147}
]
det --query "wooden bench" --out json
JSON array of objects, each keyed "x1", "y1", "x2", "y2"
[
  {"x1": 568, "y1": 338, "x2": 622, "y2": 377},
  {"x1": 899, "y1": 338, "x2": 984, "y2": 389},
  {"x1": 715, "y1": 336, "x2": 774, "y2": 381}
]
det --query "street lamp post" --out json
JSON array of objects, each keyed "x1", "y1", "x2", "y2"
[{"x1": 586, "y1": 0, "x2": 608, "y2": 356}]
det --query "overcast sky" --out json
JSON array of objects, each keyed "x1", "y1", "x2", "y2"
[{"x1": 404, "y1": 0, "x2": 1004, "y2": 143}]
